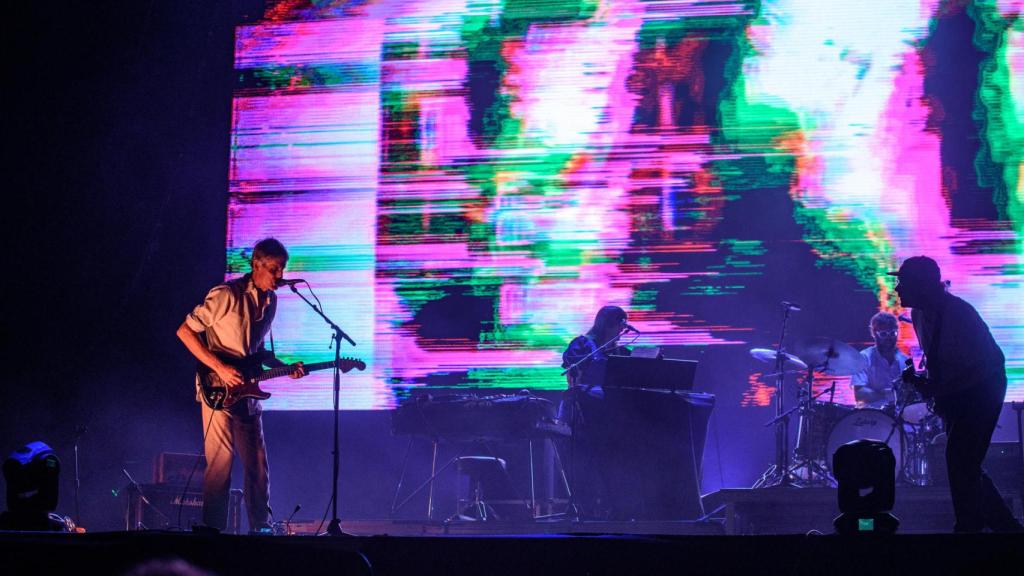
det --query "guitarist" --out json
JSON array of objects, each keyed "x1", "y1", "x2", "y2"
[
  {"x1": 176, "y1": 238, "x2": 306, "y2": 533},
  {"x1": 891, "y1": 256, "x2": 1021, "y2": 533}
]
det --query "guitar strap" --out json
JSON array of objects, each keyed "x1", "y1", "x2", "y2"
[
  {"x1": 922, "y1": 304, "x2": 944, "y2": 399},
  {"x1": 928, "y1": 305, "x2": 942, "y2": 363}
]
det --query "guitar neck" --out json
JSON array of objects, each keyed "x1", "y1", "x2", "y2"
[{"x1": 257, "y1": 361, "x2": 336, "y2": 382}]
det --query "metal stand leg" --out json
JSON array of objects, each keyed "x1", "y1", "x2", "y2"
[
  {"x1": 389, "y1": 436, "x2": 415, "y2": 516},
  {"x1": 391, "y1": 438, "x2": 461, "y2": 520},
  {"x1": 427, "y1": 440, "x2": 439, "y2": 519},
  {"x1": 529, "y1": 440, "x2": 536, "y2": 515},
  {"x1": 533, "y1": 437, "x2": 574, "y2": 520}
]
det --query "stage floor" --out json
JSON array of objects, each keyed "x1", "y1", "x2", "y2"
[
  {"x1": 273, "y1": 485, "x2": 1021, "y2": 536},
  {"x1": 4, "y1": 485, "x2": 1022, "y2": 575}
]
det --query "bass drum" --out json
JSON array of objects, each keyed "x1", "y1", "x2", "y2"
[{"x1": 826, "y1": 409, "x2": 903, "y2": 475}]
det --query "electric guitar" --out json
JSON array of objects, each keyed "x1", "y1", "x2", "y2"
[
  {"x1": 900, "y1": 358, "x2": 934, "y2": 398},
  {"x1": 198, "y1": 354, "x2": 366, "y2": 410}
]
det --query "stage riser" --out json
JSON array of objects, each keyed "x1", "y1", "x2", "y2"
[{"x1": 704, "y1": 487, "x2": 1023, "y2": 534}]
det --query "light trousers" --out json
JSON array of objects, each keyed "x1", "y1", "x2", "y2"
[{"x1": 201, "y1": 400, "x2": 272, "y2": 532}]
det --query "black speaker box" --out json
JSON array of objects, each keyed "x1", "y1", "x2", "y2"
[{"x1": 126, "y1": 483, "x2": 241, "y2": 534}]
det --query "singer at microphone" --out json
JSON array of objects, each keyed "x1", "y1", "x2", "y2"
[
  {"x1": 175, "y1": 237, "x2": 306, "y2": 533},
  {"x1": 561, "y1": 305, "x2": 633, "y2": 389}
]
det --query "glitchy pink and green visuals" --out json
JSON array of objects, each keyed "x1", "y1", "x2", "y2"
[{"x1": 228, "y1": 0, "x2": 1024, "y2": 410}]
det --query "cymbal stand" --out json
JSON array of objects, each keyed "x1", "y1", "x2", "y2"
[
  {"x1": 753, "y1": 305, "x2": 797, "y2": 488},
  {"x1": 787, "y1": 372, "x2": 836, "y2": 486},
  {"x1": 890, "y1": 375, "x2": 930, "y2": 485}
]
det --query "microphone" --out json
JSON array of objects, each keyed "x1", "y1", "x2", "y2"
[
  {"x1": 283, "y1": 504, "x2": 301, "y2": 535},
  {"x1": 276, "y1": 278, "x2": 306, "y2": 287},
  {"x1": 622, "y1": 323, "x2": 641, "y2": 333},
  {"x1": 781, "y1": 301, "x2": 801, "y2": 311},
  {"x1": 898, "y1": 314, "x2": 913, "y2": 323}
]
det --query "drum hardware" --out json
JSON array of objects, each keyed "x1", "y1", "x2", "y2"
[
  {"x1": 789, "y1": 381, "x2": 847, "y2": 486},
  {"x1": 750, "y1": 302, "x2": 803, "y2": 489},
  {"x1": 793, "y1": 338, "x2": 868, "y2": 377},
  {"x1": 752, "y1": 338, "x2": 948, "y2": 489},
  {"x1": 886, "y1": 373, "x2": 945, "y2": 486},
  {"x1": 754, "y1": 332, "x2": 870, "y2": 489},
  {"x1": 897, "y1": 412, "x2": 944, "y2": 486},
  {"x1": 817, "y1": 373, "x2": 944, "y2": 487},
  {"x1": 827, "y1": 409, "x2": 905, "y2": 483}
]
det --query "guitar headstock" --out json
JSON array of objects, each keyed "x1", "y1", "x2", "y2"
[{"x1": 339, "y1": 357, "x2": 366, "y2": 373}]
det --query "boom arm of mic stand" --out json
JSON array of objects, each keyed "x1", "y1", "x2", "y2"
[
  {"x1": 122, "y1": 469, "x2": 170, "y2": 522},
  {"x1": 289, "y1": 285, "x2": 356, "y2": 347},
  {"x1": 559, "y1": 330, "x2": 627, "y2": 377}
]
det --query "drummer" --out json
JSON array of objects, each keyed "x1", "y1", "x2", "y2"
[{"x1": 850, "y1": 312, "x2": 909, "y2": 409}]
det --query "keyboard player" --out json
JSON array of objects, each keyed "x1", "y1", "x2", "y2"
[{"x1": 559, "y1": 305, "x2": 633, "y2": 519}]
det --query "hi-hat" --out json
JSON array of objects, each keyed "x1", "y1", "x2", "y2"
[
  {"x1": 749, "y1": 348, "x2": 809, "y2": 371},
  {"x1": 794, "y1": 337, "x2": 867, "y2": 375}
]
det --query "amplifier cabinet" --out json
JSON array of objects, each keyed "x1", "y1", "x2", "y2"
[
  {"x1": 153, "y1": 452, "x2": 205, "y2": 485},
  {"x1": 126, "y1": 483, "x2": 241, "y2": 534}
]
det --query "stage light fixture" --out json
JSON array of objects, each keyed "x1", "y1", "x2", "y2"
[
  {"x1": 832, "y1": 439, "x2": 900, "y2": 535},
  {"x1": 0, "y1": 441, "x2": 67, "y2": 531}
]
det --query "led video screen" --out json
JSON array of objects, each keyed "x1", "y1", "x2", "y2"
[{"x1": 227, "y1": 0, "x2": 1023, "y2": 410}]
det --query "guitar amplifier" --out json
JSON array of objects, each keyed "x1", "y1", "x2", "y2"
[
  {"x1": 153, "y1": 452, "x2": 205, "y2": 485},
  {"x1": 126, "y1": 483, "x2": 241, "y2": 534}
]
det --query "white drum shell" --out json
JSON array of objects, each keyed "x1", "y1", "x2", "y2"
[{"x1": 827, "y1": 408, "x2": 903, "y2": 476}]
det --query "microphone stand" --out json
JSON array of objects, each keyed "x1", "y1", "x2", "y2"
[
  {"x1": 123, "y1": 469, "x2": 170, "y2": 530},
  {"x1": 753, "y1": 304, "x2": 797, "y2": 488},
  {"x1": 288, "y1": 284, "x2": 356, "y2": 537},
  {"x1": 72, "y1": 425, "x2": 87, "y2": 528},
  {"x1": 559, "y1": 330, "x2": 627, "y2": 379}
]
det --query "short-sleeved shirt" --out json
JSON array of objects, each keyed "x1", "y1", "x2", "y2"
[
  {"x1": 911, "y1": 292, "x2": 1005, "y2": 398},
  {"x1": 850, "y1": 345, "x2": 909, "y2": 408},
  {"x1": 185, "y1": 274, "x2": 277, "y2": 359},
  {"x1": 185, "y1": 274, "x2": 277, "y2": 409}
]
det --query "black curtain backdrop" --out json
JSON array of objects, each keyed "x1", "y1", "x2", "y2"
[{"x1": 4, "y1": 1, "x2": 262, "y2": 529}]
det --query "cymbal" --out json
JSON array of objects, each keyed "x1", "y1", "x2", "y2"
[
  {"x1": 749, "y1": 348, "x2": 808, "y2": 371},
  {"x1": 794, "y1": 337, "x2": 867, "y2": 375}
]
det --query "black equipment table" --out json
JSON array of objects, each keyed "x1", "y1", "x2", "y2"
[
  {"x1": 390, "y1": 392, "x2": 569, "y2": 520},
  {"x1": 391, "y1": 393, "x2": 569, "y2": 441},
  {"x1": 570, "y1": 386, "x2": 714, "y2": 520}
]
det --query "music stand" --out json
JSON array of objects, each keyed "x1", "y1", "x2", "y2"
[{"x1": 604, "y1": 356, "x2": 698, "y2": 391}]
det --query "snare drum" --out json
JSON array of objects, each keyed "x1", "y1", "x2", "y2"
[
  {"x1": 827, "y1": 409, "x2": 903, "y2": 475},
  {"x1": 894, "y1": 377, "x2": 933, "y2": 424}
]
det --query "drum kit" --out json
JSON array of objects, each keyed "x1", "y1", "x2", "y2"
[{"x1": 751, "y1": 337, "x2": 943, "y2": 488}]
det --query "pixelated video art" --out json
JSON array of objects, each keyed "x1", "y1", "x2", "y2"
[{"x1": 227, "y1": 0, "x2": 1023, "y2": 409}]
